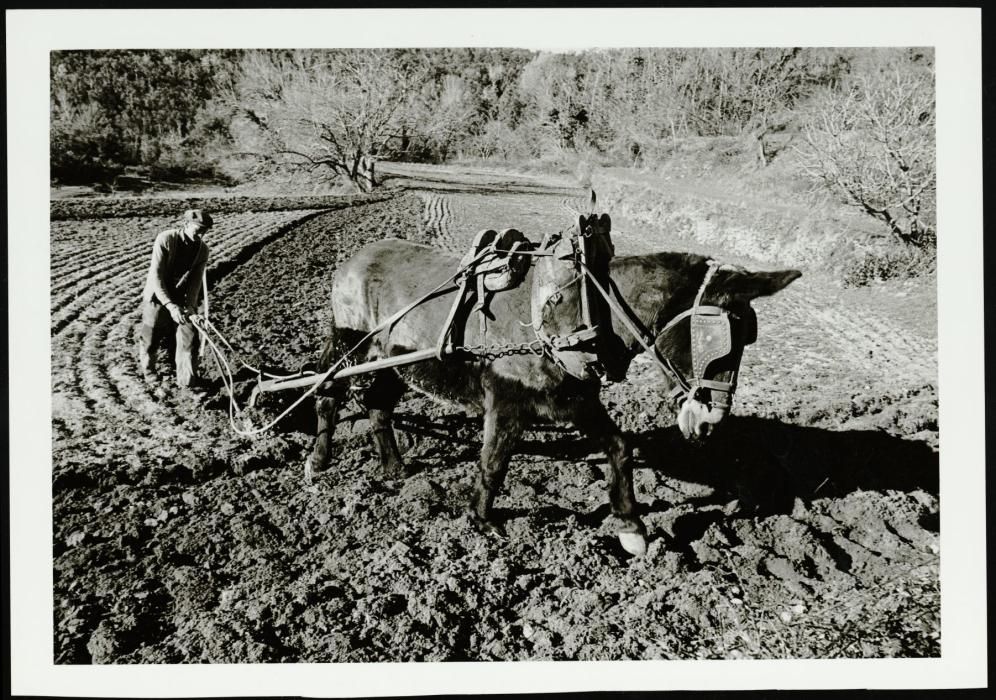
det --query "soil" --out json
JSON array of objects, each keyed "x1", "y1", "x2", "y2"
[{"x1": 51, "y1": 163, "x2": 939, "y2": 663}]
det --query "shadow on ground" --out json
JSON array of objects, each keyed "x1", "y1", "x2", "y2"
[{"x1": 637, "y1": 416, "x2": 938, "y2": 519}]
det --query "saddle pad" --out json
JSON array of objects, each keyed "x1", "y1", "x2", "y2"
[{"x1": 461, "y1": 228, "x2": 533, "y2": 292}]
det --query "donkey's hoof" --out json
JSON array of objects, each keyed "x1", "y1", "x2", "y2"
[
  {"x1": 484, "y1": 521, "x2": 508, "y2": 539},
  {"x1": 618, "y1": 531, "x2": 648, "y2": 557},
  {"x1": 480, "y1": 521, "x2": 508, "y2": 541},
  {"x1": 468, "y1": 512, "x2": 507, "y2": 540},
  {"x1": 304, "y1": 455, "x2": 322, "y2": 485},
  {"x1": 381, "y1": 461, "x2": 408, "y2": 480}
]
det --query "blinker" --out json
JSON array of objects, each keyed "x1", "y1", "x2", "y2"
[
  {"x1": 690, "y1": 310, "x2": 733, "y2": 379},
  {"x1": 639, "y1": 259, "x2": 756, "y2": 406}
]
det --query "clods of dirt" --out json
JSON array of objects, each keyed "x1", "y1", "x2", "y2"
[{"x1": 51, "y1": 175, "x2": 939, "y2": 662}]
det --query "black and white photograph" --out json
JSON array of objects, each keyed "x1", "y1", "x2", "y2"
[{"x1": 7, "y1": 7, "x2": 986, "y2": 695}]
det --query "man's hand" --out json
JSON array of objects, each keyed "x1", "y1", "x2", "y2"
[{"x1": 166, "y1": 302, "x2": 189, "y2": 325}]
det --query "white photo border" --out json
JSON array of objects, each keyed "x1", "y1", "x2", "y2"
[{"x1": 7, "y1": 7, "x2": 985, "y2": 696}]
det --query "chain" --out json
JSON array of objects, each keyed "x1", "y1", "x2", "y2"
[{"x1": 452, "y1": 339, "x2": 547, "y2": 360}]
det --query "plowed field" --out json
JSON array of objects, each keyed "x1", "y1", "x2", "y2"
[{"x1": 51, "y1": 164, "x2": 939, "y2": 663}]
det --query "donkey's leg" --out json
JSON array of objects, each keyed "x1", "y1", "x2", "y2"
[
  {"x1": 305, "y1": 325, "x2": 362, "y2": 483},
  {"x1": 305, "y1": 388, "x2": 346, "y2": 484},
  {"x1": 572, "y1": 399, "x2": 648, "y2": 556},
  {"x1": 469, "y1": 387, "x2": 526, "y2": 536},
  {"x1": 362, "y1": 370, "x2": 408, "y2": 479}
]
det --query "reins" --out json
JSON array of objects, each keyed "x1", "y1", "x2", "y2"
[
  {"x1": 572, "y1": 260, "x2": 691, "y2": 399},
  {"x1": 571, "y1": 258, "x2": 740, "y2": 405}
]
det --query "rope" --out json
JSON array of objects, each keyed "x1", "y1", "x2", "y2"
[
  {"x1": 693, "y1": 259, "x2": 721, "y2": 308},
  {"x1": 198, "y1": 316, "x2": 306, "y2": 380},
  {"x1": 195, "y1": 314, "x2": 375, "y2": 437},
  {"x1": 199, "y1": 269, "x2": 209, "y2": 359},
  {"x1": 190, "y1": 237, "x2": 598, "y2": 438}
]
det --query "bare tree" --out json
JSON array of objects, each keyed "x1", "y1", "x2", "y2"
[
  {"x1": 799, "y1": 68, "x2": 935, "y2": 245},
  {"x1": 231, "y1": 50, "x2": 425, "y2": 191},
  {"x1": 673, "y1": 49, "x2": 815, "y2": 165},
  {"x1": 577, "y1": 48, "x2": 843, "y2": 167}
]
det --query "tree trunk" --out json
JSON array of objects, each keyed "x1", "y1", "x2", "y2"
[
  {"x1": 873, "y1": 207, "x2": 912, "y2": 245},
  {"x1": 360, "y1": 156, "x2": 377, "y2": 191}
]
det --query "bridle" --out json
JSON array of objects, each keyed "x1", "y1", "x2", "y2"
[
  {"x1": 531, "y1": 219, "x2": 755, "y2": 409},
  {"x1": 579, "y1": 258, "x2": 756, "y2": 409},
  {"x1": 646, "y1": 260, "x2": 756, "y2": 408}
]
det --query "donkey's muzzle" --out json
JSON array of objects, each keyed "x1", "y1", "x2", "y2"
[{"x1": 677, "y1": 398, "x2": 729, "y2": 442}]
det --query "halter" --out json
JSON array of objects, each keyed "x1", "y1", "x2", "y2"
[{"x1": 531, "y1": 215, "x2": 753, "y2": 408}]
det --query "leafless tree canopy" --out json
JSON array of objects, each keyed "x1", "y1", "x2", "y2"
[
  {"x1": 230, "y1": 50, "x2": 429, "y2": 191},
  {"x1": 51, "y1": 48, "x2": 935, "y2": 244},
  {"x1": 799, "y1": 67, "x2": 935, "y2": 245}
]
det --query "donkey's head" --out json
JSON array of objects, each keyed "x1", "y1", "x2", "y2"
[{"x1": 652, "y1": 262, "x2": 802, "y2": 442}]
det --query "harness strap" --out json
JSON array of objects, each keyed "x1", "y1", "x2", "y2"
[
  {"x1": 658, "y1": 304, "x2": 729, "y2": 335},
  {"x1": 694, "y1": 260, "x2": 721, "y2": 307},
  {"x1": 574, "y1": 261, "x2": 692, "y2": 396},
  {"x1": 693, "y1": 382, "x2": 732, "y2": 409},
  {"x1": 436, "y1": 271, "x2": 472, "y2": 359},
  {"x1": 693, "y1": 378, "x2": 736, "y2": 392},
  {"x1": 573, "y1": 258, "x2": 741, "y2": 405}
]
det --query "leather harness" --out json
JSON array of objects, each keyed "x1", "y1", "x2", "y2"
[{"x1": 437, "y1": 222, "x2": 753, "y2": 409}]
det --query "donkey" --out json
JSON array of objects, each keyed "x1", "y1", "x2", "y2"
[{"x1": 307, "y1": 215, "x2": 800, "y2": 555}]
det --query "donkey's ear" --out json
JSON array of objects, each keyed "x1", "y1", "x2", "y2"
[
  {"x1": 598, "y1": 213, "x2": 611, "y2": 231},
  {"x1": 748, "y1": 269, "x2": 802, "y2": 297},
  {"x1": 589, "y1": 189, "x2": 597, "y2": 212},
  {"x1": 726, "y1": 269, "x2": 802, "y2": 298}
]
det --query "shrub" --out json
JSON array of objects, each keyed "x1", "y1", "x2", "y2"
[{"x1": 842, "y1": 247, "x2": 935, "y2": 287}]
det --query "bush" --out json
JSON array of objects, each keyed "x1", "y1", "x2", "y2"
[
  {"x1": 842, "y1": 247, "x2": 935, "y2": 287},
  {"x1": 50, "y1": 104, "x2": 120, "y2": 184}
]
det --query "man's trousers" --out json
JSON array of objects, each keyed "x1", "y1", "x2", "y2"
[{"x1": 137, "y1": 300, "x2": 199, "y2": 386}]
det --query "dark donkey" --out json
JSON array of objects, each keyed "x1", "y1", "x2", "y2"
[{"x1": 307, "y1": 215, "x2": 800, "y2": 555}]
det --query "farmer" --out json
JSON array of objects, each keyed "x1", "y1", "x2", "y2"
[{"x1": 137, "y1": 209, "x2": 212, "y2": 390}]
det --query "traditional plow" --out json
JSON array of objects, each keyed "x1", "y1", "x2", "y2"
[{"x1": 190, "y1": 205, "x2": 799, "y2": 556}]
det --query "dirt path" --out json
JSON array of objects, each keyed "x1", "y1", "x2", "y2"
[{"x1": 51, "y1": 164, "x2": 938, "y2": 663}]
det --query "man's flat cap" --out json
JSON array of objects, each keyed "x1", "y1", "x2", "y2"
[{"x1": 184, "y1": 209, "x2": 213, "y2": 228}]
